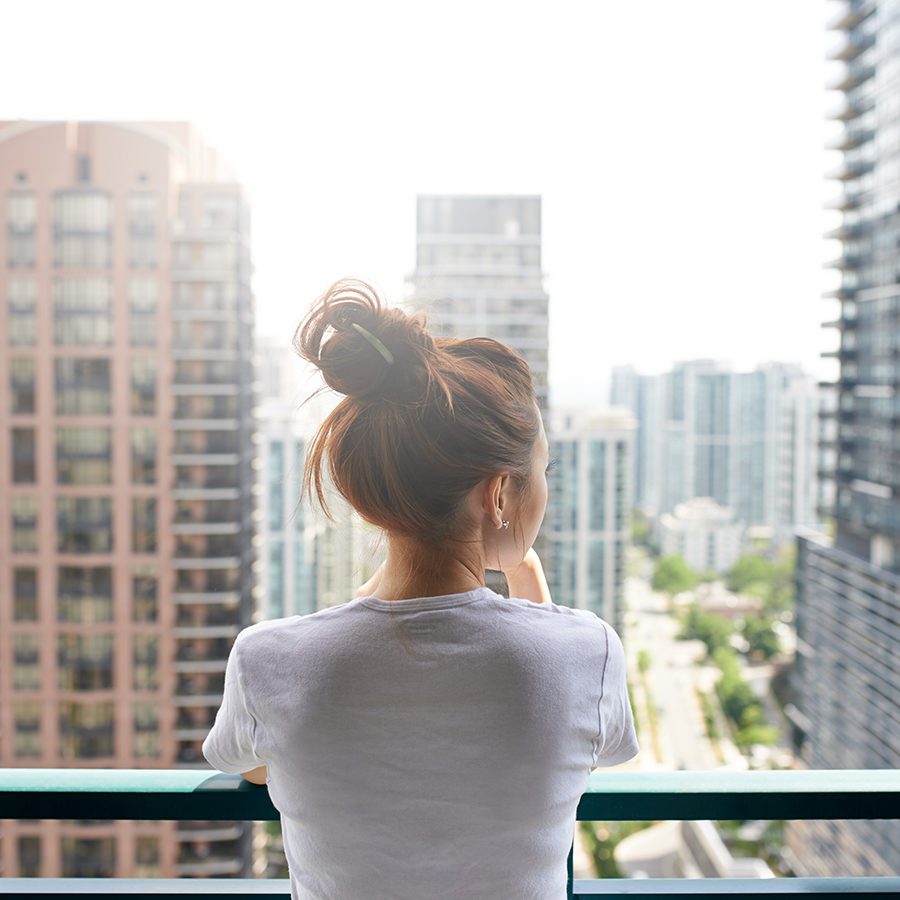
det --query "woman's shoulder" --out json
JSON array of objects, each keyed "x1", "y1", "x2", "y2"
[{"x1": 235, "y1": 602, "x2": 358, "y2": 647}]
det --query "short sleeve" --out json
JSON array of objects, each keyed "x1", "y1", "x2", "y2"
[
  {"x1": 201, "y1": 636, "x2": 267, "y2": 774},
  {"x1": 591, "y1": 623, "x2": 640, "y2": 769}
]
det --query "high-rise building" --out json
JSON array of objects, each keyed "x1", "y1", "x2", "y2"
[
  {"x1": 254, "y1": 333, "x2": 381, "y2": 623},
  {"x1": 407, "y1": 195, "x2": 552, "y2": 591},
  {"x1": 610, "y1": 366, "x2": 666, "y2": 515},
  {"x1": 408, "y1": 195, "x2": 550, "y2": 414},
  {"x1": 789, "y1": 1, "x2": 900, "y2": 877},
  {"x1": 0, "y1": 121, "x2": 256, "y2": 878},
  {"x1": 544, "y1": 408, "x2": 635, "y2": 632},
  {"x1": 611, "y1": 361, "x2": 818, "y2": 545}
]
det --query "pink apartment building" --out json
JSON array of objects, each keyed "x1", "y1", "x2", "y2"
[{"x1": 0, "y1": 121, "x2": 258, "y2": 877}]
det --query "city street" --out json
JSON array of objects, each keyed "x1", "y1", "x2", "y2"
[{"x1": 624, "y1": 574, "x2": 741, "y2": 771}]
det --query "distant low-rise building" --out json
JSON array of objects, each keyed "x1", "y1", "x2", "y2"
[{"x1": 658, "y1": 497, "x2": 744, "y2": 573}]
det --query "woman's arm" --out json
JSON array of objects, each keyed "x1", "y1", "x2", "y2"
[
  {"x1": 354, "y1": 559, "x2": 386, "y2": 599},
  {"x1": 502, "y1": 548, "x2": 552, "y2": 605},
  {"x1": 241, "y1": 765, "x2": 267, "y2": 785}
]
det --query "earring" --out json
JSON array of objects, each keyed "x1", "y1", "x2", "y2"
[{"x1": 501, "y1": 520, "x2": 509, "y2": 529}]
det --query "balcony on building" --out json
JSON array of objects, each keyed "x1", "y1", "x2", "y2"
[
  {"x1": 826, "y1": 0, "x2": 877, "y2": 32},
  {"x1": 826, "y1": 28, "x2": 876, "y2": 63},
  {"x1": 825, "y1": 157, "x2": 875, "y2": 181},
  {"x1": 826, "y1": 59, "x2": 876, "y2": 92},
  {"x1": 826, "y1": 125, "x2": 875, "y2": 152}
]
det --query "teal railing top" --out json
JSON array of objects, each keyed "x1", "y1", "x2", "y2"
[{"x1": 1, "y1": 767, "x2": 898, "y2": 822}]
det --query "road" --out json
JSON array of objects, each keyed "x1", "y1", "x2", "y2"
[{"x1": 624, "y1": 574, "x2": 729, "y2": 771}]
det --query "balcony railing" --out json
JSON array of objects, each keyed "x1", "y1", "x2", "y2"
[{"x1": 0, "y1": 768, "x2": 897, "y2": 897}]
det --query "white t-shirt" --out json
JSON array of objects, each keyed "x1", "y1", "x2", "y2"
[{"x1": 202, "y1": 586, "x2": 639, "y2": 900}]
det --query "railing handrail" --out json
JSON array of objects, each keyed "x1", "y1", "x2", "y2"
[
  {"x1": 0, "y1": 767, "x2": 898, "y2": 822},
  {"x1": 1, "y1": 876, "x2": 898, "y2": 898}
]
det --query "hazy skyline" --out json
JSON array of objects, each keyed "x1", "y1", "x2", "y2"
[{"x1": 3, "y1": 0, "x2": 842, "y2": 406}]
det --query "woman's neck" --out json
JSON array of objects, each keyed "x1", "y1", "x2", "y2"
[{"x1": 371, "y1": 538, "x2": 486, "y2": 601}]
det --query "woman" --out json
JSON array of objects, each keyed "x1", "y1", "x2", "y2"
[{"x1": 202, "y1": 278, "x2": 639, "y2": 899}]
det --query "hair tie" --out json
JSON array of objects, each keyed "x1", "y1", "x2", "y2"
[{"x1": 351, "y1": 322, "x2": 394, "y2": 365}]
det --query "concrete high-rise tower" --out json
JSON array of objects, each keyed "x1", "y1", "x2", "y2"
[
  {"x1": 408, "y1": 195, "x2": 549, "y2": 415},
  {"x1": 0, "y1": 121, "x2": 256, "y2": 878},
  {"x1": 544, "y1": 407, "x2": 635, "y2": 633},
  {"x1": 789, "y1": 2, "x2": 900, "y2": 877},
  {"x1": 407, "y1": 195, "x2": 551, "y2": 590}
]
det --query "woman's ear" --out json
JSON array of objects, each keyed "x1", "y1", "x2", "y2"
[{"x1": 481, "y1": 473, "x2": 509, "y2": 528}]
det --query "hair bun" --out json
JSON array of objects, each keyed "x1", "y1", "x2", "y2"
[{"x1": 293, "y1": 278, "x2": 450, "y2": 406}]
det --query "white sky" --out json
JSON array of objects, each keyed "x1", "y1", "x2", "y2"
[{"x1": 3, "y1": 0, "x2": 844, "y2": 407}]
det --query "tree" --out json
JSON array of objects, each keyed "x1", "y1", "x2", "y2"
[
  {"x1": 726, "y1": 554, "x2": 771, "y2": 595},
  {"x1": 742, "y1": 615, "x2": 781, "y2": 660},
  {"x1": 652, "y1": 555, "x2": 698, "y2": 596},
  {"x1": 763, "y1": 545, "x2": 797, "y2": 615},
  {"x1": 631, "y1": 510, "x2": 651, "y2": 548},
  {"x1": 637, "y1": 650, "x2": 652, "y2": 674},
  {"x1": 735, "y1": 723, "x2": 779, "y2": 748},
  {"x1": 679, "y1": 604, "x2": 733, "y2": 657}
]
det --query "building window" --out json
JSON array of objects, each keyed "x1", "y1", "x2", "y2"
[
  {"x1": 128, "y1": 193, "x2": 157, "y2": 268},
  {"x1": 54, "y1": 358, "x2": 111, "y2": 415},
  {"x1": 615, "y1": 441, "x2": 627, "y2": 531},
  {"x1": 132, "y1": 566, "x2": 158, "y2": 622},
  {"x1": 268, "y1": 440, "x2": 284, "y2": 530},
  {"x1": 7, "y1": 191, "x2": 36, "y2": 268},
  {"x1": 130, "y1": 358, "x2": 156, "y2": 415},
  {"x1": 77, "y1": 156, "x2": 91, "y2": 183},
  {"x1": 56, "y1": 496, "x2": 112, "y2": 553},
  {"x1": 203, "y1": 194, "x2": 239, "y2": 230},
  {"x1": 134, "y1": 703, "x2": 160, "y2": 758},
  {"x1": 57, "y1": 566, "x2": 113, "y2": 623},
  {"x1": 13, "y1": 567, "x2": 38, "y2": 621},
  {"x1": 53, "y1": 190, "x2": 111, "y2": 268},
  {"x1": 588, "y1": 538, "x2": 606, "y2": 610},
  {"x1": 8, "y1": 277, "x2": 36, "y2": 344},
  {"x1": 11, "y1": 356, "x2": 35, "y2": 413},
  {"x1": 14, "y1": 701, "x2": 41, "y2": 757},
  {"x1": 13, "y1": 634, "x2": 40, "y2": 689},
  {"x1": 11, "y1": 495, "x2": 38, "y2": 553},
  {"x1": 131, "y1": 427, "x2": 157, "y2": 484},
  {"x1": 269, "y1": 539, "x2": 284, "y2": 618},
  {"x1": 292, "y1": 440, "x2": 306, "y2": 531},
  {"x1": 293, "y1": 539, "x2": 309, "y2": 613},
  {"x1": 128, "y1": 277, "x2": 157, "y2": 344},
  {"x1": 55, "y1": 427, "x2": 111, "y2": 484},
  {"x1": 133, "y1": 634, "x2": 158, "y2": 690},
  {"x1": 61, "y1": 836, "x2": 116, "y2": 878},
  {"x1": 135, "y1": 836, "x2": 160, "y2": 877},
  {"x1": 11, "y1": 427, "x2": 36, "y2": 482},
  {"x1": 57, "y1": 634, "x2": 114, "y2": 690},
  {"x1": 53, "y1": 278, "x2": 112, "y2": 345},
  {"x1": 132, "y1": 497, "x2": 157, "y2": 553},
  {"x1": 17, "y1": 836, "x2": 41, "y2": 877}
]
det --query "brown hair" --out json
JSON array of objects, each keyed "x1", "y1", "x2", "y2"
[{"x1": 292, "y1": 278, "x2": 541, "y2": 559}]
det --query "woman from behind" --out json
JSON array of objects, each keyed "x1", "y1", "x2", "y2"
[{"x1": 202, "y1": 278, "x2": 639, "y2": 900}]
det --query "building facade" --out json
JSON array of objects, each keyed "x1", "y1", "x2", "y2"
[
  {"x1": 658, "y1": 497, "x2": 744, "y2": 574},
  {"x1": 408, "y1": 195, "x2": 549, "y2": 414},
  {"x1": 407, "y1": 195, "x2": 552, "y2": 592},
  {"x1": 611, "y1": 361, "x2": 818, "y2": 545},
  {"x1": 789, "y1": 0, "x2": 900, "y2": 877},
  {"x1": 544, "y1": 408, "x2": 635, "y2": 633},
  {"x1": 254, "y1": 334, "x2": 382, "y2": 623},
  {"x1": 0, "y1": 121, "x2": 255, "y2": 878}
]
